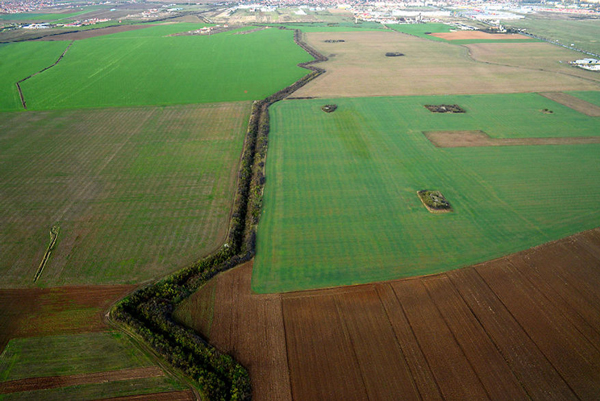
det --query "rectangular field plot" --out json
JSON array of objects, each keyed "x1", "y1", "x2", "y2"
[
  {"x1": 0, "y1": 102, "x2": 250, "y2": 286},
  {"x1": 253, "y1": 94, "x2": 600, "y2": 293},
  {"x1": 18, "y1": 26, "x2": 312, "y2": 110}
]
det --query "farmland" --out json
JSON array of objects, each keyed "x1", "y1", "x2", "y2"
[
  {"x1": 17, "y1": 26, "x2": 313, "y2": 110},
  {"x1": 0, "y1": 102, "x2": 250, "y2": 287},
  {"x1": 253, "y1": 93, "x2": 600, "y2": 293},
  {"x1": 178, "y1": 227, "x2": 600, "y2": 400},
  {"x1": 504, "y1": 14, "x2": 600, "y2": 56},
  {"x1": 0, "y1": 331, "x2": 190, "y2": 400},
  {"x1": 292, "y1": 30, "x2": 600, "y2": 99},
  {"x1": 0, "y1": 41, "x2": 70, "y2": 111}
]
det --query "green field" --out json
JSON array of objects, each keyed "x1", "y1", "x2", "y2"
[
  {"x1": 0, "y1": 102, "x2": 250, "y2": 287},
  {"x1": 388, "y1": 23, "x2": 453, "y2": 41},
  {"x1": 18, "y1": 26, "x2": 312, "y2": 110},
  {"x1": 0, "y1": 41, "x2": 69, "y2": 111},
  {"x1": 253, "y1": 93, "x2": 600, "y2": 293},
  {"x1": 0, "y1": 332, "x2": 186, "y2": 400},
  {"x1": 0, "y1": 332, "x2": 152, "y2": 380},
  {"x1": 504, "y1": 16, "x2": 600, "y2": 56}
]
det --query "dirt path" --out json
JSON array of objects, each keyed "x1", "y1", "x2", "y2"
[{"x1": 0, "y1": 366, "x2": 164, "y2": 394}]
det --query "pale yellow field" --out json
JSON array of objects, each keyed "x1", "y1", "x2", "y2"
[{"x1": 293, "y1": 31, "x2": 600, "y2": 98}]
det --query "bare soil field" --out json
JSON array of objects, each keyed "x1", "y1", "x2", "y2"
[
  {"x1": 292, "y1": 31, "x2": 600, "y2": 98},
  {"x1": 38, "y1": 25, "x2": 157, "y2": 41},
  {"x1": 431, "y1": 31, "x2": 528, "y2": 40},
  {"x1": 0, "y1": 285, "x2": 135, "y2": 351},
  {"x1": 425, "y1": 130, "x2": 600, "y2": 147},
  {"x1": 181, "y1": 228, "x2": 600, "y2": 400},
  {"x1": 540, "y1": 91, "x2": 600, "y2": 116},
  {"x1": 0, "y1": 367, "x2": 163, "y2": 394}
]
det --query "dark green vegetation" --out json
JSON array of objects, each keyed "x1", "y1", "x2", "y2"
[
  {"x1": 253, "y1": 93, "x2": 600, "y2": 293},
  {"x1": 14, "y1": 25, "x2": 312, "y2": 110},
  {"x1": 417, "y1": 190, "x2": 452, "y2": 212},
  {"x1": 504, "y1": 16, "x2": 600, "y2": 55},
  {"x1": 0, "y1": 102, "x2": 250, "y2": 287}
]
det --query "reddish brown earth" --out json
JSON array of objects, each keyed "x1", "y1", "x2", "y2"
[
  {"x1": 95, "y1": 390, "x2": 196, "y2": 401},
  {"x1": 0, "y1": 367, "x2": 164, "y2": 394},
  {"x1": 0, "y1": 285, "x2": 136, "y2": 352},
  {"x1": 181, "y1": 228, "x2": 600, "y2": 400},
  {"x1": 38, "y1": 25, "x2": 157, "y2": 41}
]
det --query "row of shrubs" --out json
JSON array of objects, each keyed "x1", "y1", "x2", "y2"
[{"x1": 110, "y1": 29, "x2": 326, "y2": 401}]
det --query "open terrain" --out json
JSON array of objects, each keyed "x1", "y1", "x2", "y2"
[
  {"x1": 0, "y1": 102, "x2": 250, "y2": 287},
  {"x1": 17, "y1": 25, "x2": 312, "y2": 110},
  {"x1": 0, "y1": 332, "x2": 189, "y2": 400},
  {"x1": 253, "y1": 93, "x2": 600, "y2": 293},
  {"x1": 292, "y1": 30, "x2": 600, "y2": 99},
  {"x1": 178, "y1": 227, "x2": 600, "y2": 400}
]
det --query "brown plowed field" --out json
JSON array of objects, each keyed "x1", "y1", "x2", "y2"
[
  {"x1": 38, "y1": 25, "x2": 157, "y2": 41},
  {"x1": 424, "y1": 130, "x2": 600, "y2": 148},
  {"x1": 95, "y1": 390, "x2": 196, "y2": 401},
  {"x1": 180, "y1": 228, "x2": 600, "y2": 400},
  {"x1": 0, "y1": 285, "x2": 135, "y2": 352},
  {"x1": 0, "y1": 366, "x2": 163, "y2": 394}
]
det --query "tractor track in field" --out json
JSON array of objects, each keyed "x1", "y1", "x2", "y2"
[{"x1": 15, "y1": 40, "x2": 73, "y2": 109}]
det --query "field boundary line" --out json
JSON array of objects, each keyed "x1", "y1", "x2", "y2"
[{"x1": 15, "y1": 40, "x2": 74, "y2": 110}]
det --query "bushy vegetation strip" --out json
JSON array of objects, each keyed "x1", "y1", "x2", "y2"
[{"x1": 110, "y1": 29, "x2": 326, "y2": 401}]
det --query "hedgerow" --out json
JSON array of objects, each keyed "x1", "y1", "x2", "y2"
[{"x1": 110, "y1": 29, "x2": 326, "y2": 400}]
